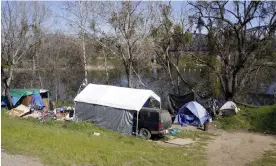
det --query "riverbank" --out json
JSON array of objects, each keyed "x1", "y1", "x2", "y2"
[
  {"x1": 217, "y1": 105, "x2": 276, "y2": 134},
  {"x1": 2, "y1": 108, "x2": 276, "y2": 166},
  {"x1": 1, "y1": 111, "x2": 207, "y2": 166}
]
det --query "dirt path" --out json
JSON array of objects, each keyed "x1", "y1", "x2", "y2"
[
  {"x1": 1, "y1": 152, "x2": 44, "y2": 166},
  {"x1": 206, "y1": 131, "x2": 276, "y2": 166}
]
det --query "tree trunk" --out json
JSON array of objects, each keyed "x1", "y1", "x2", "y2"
[
  {"x1": 103, "y1": 49, "x2": 109, "y2": 85},
  {"x1": 31, "y1": 54, "x2": 36, "y2": 87},
  {"x1": 127, "y1": 60, "x2": 133, "y2": 88},
  {"x1": 176, "y1": 52, "x2": 180, "y2": 95},
  {"x1": 165, "y1": 47, "x2": 174, "y2": 91},
  {"x1": 82, "y1": 32, "x2": 88, "y2": 85},
  {"x1": 225, "y1": 90, "x2": 234, "y2": 101},
  {"x1": 151, "y1": 55, "x2": 157, "y2": 79},
  {"x1": 55, "y1": 74, "x2": 59, "y2": 103},
  {"x1": 2, "y1": 66, "x2": 14, "y2": 109},
  {"x1": 224, "y1": 73, "x2": 235, "y2": 101},
  {"x1": 5, "y1": 86, "x2": 12, "y2": 109},
  {"x1": 36, "y1": 49, "x2": 43, "y2": 88}
]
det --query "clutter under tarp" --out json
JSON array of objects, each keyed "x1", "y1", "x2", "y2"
[
  {"x1": 23, "y1": 110, "x2": 42, "y2": 119},
  {"x1": 219, "y1": 101, "x2": 238, "y2": 116},
  {"x1": 1, "y1": 89, "x2": 49, "y2": 109},
  {"x1": 55, "y1": 106, "x2": 74, "y2": 121},
  {"x1": 74, "y1": 83, "x2": 161, "y2": 134},
  {"x1": 173, "y1": 101, "x2": 211, "y2": 126},
  {"x1": 168, "y1": 92, "x2": 214, "y2": 116}
]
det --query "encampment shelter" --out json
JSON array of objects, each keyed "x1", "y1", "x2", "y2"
[
  {"x1": 219, "y1": 101, "x2": 238, "y2": 116},
  {"x1": 173, "y1": 101, "x2": 211, "y2": 126},
  {"x1": 74, "y1": 84, "x2": 161, "y2": 135},
  {"x1": 1, "y1": 89, "x2": 49, "y2": 110},
  {"x1": 168, "y1": 92, "x2": 214, "y2": 116}
]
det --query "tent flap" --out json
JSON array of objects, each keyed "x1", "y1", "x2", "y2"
[
  {"x1": 168, "y1": 92, "x2": 213, "y2": 115},
  {"x1": 75, "y1": 102, "x2": 134, "y2": 134}
]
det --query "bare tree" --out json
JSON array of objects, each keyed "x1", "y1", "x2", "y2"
[
  {"x1": 151, "y1": 3, "x2": 194, "y2": 94},
  {"x1": 108, "y1": 1, "x2": 154, "y2": 88},
  {"x1": 37, "y1": 32, "x2": 83, "y2": 102},
  {"x1": 188, "y1": 1, "x2": 276, "y2": 100},
  {"x1": 1, "y1": 2, "x2": 48, "y2": 108},
  {"x1": 29, "y1": 2, "x2": 49, "y2": 88},
  {"x1": 62, "y1": 1, "x2": 94, "y2": 85}
]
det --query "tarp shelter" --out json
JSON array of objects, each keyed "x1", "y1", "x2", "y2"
[
  {"x1": 168, "y1": 92, "x2": 213, "y2": 116},
  {"x1": 1, "y1": 89, "x2": 49, "y2": 109},
  {"x1": 173, "y1": 101, "x2": 211, "y2": 126},
  {"x1": 74, "y1": 84, "x2": 161, "y2": 135},
  {"x1": 219, "y1": 101, "x2": 238, "y2": 116}
]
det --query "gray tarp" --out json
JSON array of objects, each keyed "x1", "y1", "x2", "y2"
[{"x1": 75, "y1": 102, "x2": 135, "y2": 134}]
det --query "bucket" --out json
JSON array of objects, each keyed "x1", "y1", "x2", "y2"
[{"x1": 204, "y1": 121, "x2": 209, "y2": 131}]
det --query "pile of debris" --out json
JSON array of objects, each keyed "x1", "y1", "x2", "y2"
[
  {"x1": 7, "y1": 104, "x2": 74, "y2": 122},
  {"x1": 55, "y1": 106, "x2": 74, "y2": 121},
  {"x1": 2, "y1": 89, "x2": 74, "y2": 122}
]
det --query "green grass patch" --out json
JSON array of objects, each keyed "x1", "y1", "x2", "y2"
[
  {"x1": 2, "y1": 111, "x2": 207, "y2": 166},
  {"x1": 217, "y1": 105, "x2": 276, "y2": 134},
  {"x1": 249, "y1": 150, "x2": 276, "y2": 166}
]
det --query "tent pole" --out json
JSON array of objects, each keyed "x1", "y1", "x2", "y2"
[
  {"x1": 73, "y1": 102, "x2": 76, "y2": 120},
  {"x1": 136, "y1": 111, "x2": 139, "y2": 137},
  {"x1": 48, "y1": 92, "x2": 50, "y2": 111}
]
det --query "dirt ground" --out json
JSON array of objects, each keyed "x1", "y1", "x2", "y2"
[
  {"x1": 207, "y1": 131, "x2": 276, "y2": 166},
  {"x1": 1, "y1": 151, "x2": 44, "y2": 166},
  {"x1": 172, "y1": 124, "x2": 276, "y2": 166}
]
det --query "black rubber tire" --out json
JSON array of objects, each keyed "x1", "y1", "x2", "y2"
[{"x1": 139, "y1": 128, "x2": 151, "y2": 139}]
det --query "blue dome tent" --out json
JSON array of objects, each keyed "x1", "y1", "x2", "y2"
[{"x1": 173, "y1": 101, "x2": 211, "y2": 126}]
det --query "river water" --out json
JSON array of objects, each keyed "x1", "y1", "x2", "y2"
[{"x1": 10, "y1": 65, "x2": 275, "y2": 106}]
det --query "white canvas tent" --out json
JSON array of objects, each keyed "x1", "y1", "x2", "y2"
[
  {"x1": 219, "y1": 101, "x2": 238, "y2": 116},
  {"x1": 74, "y1": 84, "x2": 161, "y2": 134}
]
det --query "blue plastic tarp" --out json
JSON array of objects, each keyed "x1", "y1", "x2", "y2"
[
  {"x1": 1, "y1": 96, "x2": 7, "y2": 107},
  {"x1": 2, "y1": 96, "x2": 22, "y2": 106},
  {"x1": 12, "y1": 96, "x2": 21, "y2": 106},
  {"x1": 169, "y1": 129, "x2": 181, "y2": 135},
  {"x1": 31, "y1": 94, "x2": 45, "y2": 108}
]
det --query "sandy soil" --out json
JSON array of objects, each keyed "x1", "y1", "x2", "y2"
[
  {"x1": 172, "y1": 124, "x2": 276, "y2": 166},
  {"x1": 206, "y1": 131, "x2": 276, "y2": 166},
  {"x1": 1, "y1": 152, "x2": 44, "y2": 166}
]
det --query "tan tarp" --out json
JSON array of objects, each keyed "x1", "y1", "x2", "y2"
[
  {"x1": 43, "y1": 98, "x2": 49, "y2": 111},
  {"x1": 22, "y1": 95, "x2": 32, "y2": 106},
  {"x1": 8, "y1": 104, "x2": 30, "y2": 117}
]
